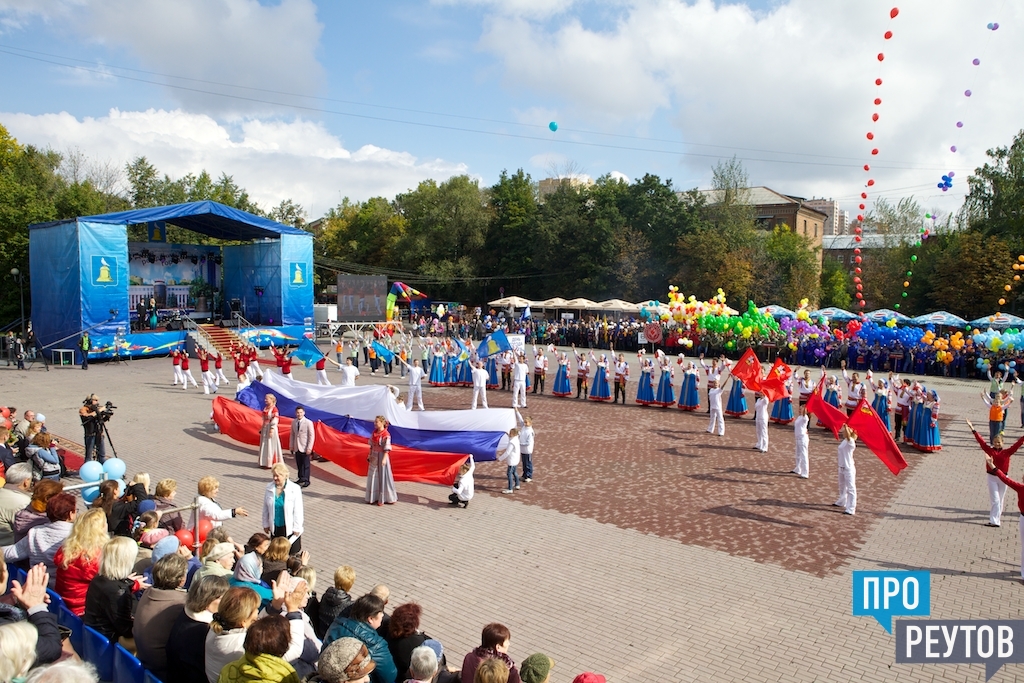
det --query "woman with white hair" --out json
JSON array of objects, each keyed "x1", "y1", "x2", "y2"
[
  {"x1": 83, "y1": 536, "x2": 146, "y2": 648},
  {"x1": 0, "y1": 621, "x2": 37, "y2": 682},
  {"x1": 262, "y1": 463, "x2": 304, "y2": 554}
]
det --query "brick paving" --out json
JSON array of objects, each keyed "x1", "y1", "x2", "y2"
[{"x1": 3, "y1": 351, "x2": 1023, "y2": 682}]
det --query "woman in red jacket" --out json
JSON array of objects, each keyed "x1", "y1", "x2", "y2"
[{"x1": 55, "y1": 508, "x2": 110, "y2": 615}]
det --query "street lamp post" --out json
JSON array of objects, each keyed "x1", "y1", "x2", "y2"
[{"x1": 10, "y1": 268, "x2": 25, "y2": 336}]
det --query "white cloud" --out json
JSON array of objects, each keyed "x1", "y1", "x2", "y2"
[
  {"x1": 1, "y1": 109, "x2": 469, "y2": 217},
  {"x1": 608, "y1": 170, "x2": 629, "y2": 183},
  {"x1": 465, "y1": 0, "x2": 1024, "y2": 213},
  {"x1": 432, "y1": 0, "x2": 579, "y2": 20}
]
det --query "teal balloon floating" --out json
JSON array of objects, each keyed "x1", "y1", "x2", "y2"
[{"x1": 548, "y1": 121, "x2": 558, "y2": 132}]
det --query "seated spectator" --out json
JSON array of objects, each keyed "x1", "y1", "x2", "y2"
[
  {"x1": 166, "y1": 574, "x2": 230, "y2": 683},
  {"x1": 146, "y1": 536, "x2": 201, "y2": 587},
  {"x1": 26, "y1": 433, "x2": 61, "y2": 481},
  {"x1": 12, "y1": 479, "x2": 62, "y2": 543},
  {"x1": 205, "y1": 586, "x2": 262, "y2": 683},
  {"x1": 0, "y1": 426, "x2": 16, "y2": 471},
  {"x1": 134, "y1": 510, "x2": 169, "y2": 548},
  {"x1": 293, "y1": 565, "x2": 321, "y2": 643},
  {"x1": 231, "y1": 534, "x2": 273, "y2": 602},
  {"x1": 0, "y1": 563, "x2": 63, "y2": 667},
  {"x1": 0, "y1": 621, "x2": 37, "y2": 682},
  {"x1": 406, "y1": 645, "x2": 438, "y2": 683},
  {"x1": 154, "y1": 479, "x2": 184, "y2": 533},
  {"x1": 461, "y1": 624, "x2": 521, "y2": 683},
  {"x1": 197, "y1": 542, "x2": 237, "y2": 583},
  {"x1": 263, "y1": 572, "x2": 321, "y2": 678},
  {"x1": 187, "y1": 476, "x2": 248, "y2": 532},
  {"x1": 83, "y1": 536, "x2": 145, "y2": 648},
  {"x1": 54, "y1": 508, "x2": 108, "y2": 616},
  {"x1": 92, "y1": 479, "x2": 149, "y2": 537},
  {"x1": 518, "y1": 655, "x2": 554, "y2": 683},
  {"x1": 474, "y1": 660, "x2": 509, "y2": 683},
  {"x1": 337, "y1": 585, "x2": 391, "y2": 639},
  {"x1": 315, "y1": 637, "x2": 376, "y2": 683},
  {"x1": 386, "y1": 603, "x2": 429, "y2": 681},
  {"x1": 318, "y1": 565, "x2": 355, "y2": 639},
  {"x1": 23, "y1": 660, "x2": 101, "y2": 682},
  {"x1": 323, "y1": 594, "x2": 398, "y2": 683},
  {"x1": 16, "y1": 421, "x2": 43, "y2": 463},
  {"x1": 217, "y1": 613, "x2": 300, "y2": 683},
  {"x1": 134, "y1": 554, "x2": 188, "y2": 680},
  {"x1": 260, "y1": 536, "x2": 293, "y2": 585},
  {"x1": 0, "y1": 463, "x2": 33, "y2": 546},
  {"x1": 12, "y1": 411, "x2": 34, "y2": 442},
  {"x1": 3, "y1": 492, "x2": 77, "y2": 586}
]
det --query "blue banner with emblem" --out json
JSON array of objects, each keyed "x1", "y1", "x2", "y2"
[{"x1": 79, "y1": 221, "x2": 130, "y2": 336}]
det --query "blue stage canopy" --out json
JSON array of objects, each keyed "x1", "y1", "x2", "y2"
[{"x1": 31, "y1": 200, "x2": 309, "y2": 241}]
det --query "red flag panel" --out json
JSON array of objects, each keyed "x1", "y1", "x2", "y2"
[{"x1": 846, "y1": 398, "x2": 907, "y2": 476}]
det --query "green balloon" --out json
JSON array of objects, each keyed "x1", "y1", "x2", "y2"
[
  {"x1": 894, "y1": 303, "x2": 901, "y2": 309},
  {"x1": 906, "y1": 271, "x2": 912, "y2": 277},
  {"x1": 915, "y1": 241, "x2": 922, "y2": 247},
  {"x1": 902, "y1": 292, "x2": 908, "y2": 297},
  {"x1": 910, "y1": 255, "x2": 918, "y2": 262}
]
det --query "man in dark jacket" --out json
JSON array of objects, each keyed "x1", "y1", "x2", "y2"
[
  {"x1": 323, "y1": 594, "x2": 398, "y2": 683},
  {"x1": 0, "y1": 562, "x2": 63, "y2": 666}
]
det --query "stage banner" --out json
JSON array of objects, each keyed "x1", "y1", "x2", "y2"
[
  {"x1": 236, "y1": 325, "x2": 306, "y2": 348},
  {"x1": 79, "y1": 221, "x2": 130, "y2": 337},
  {"x1": 29, "y1": 220, "x2": 82, "y2": 354},
  {"x1": 280, "y1": 233, "x2": 314, "y2": 326},
  {"x1": 88, "y1": 330, "x2": 187, "y2": 359}
]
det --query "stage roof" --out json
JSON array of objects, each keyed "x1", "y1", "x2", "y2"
[{"x1": 30, "y1": 200, "x2": 310, "y2": 241}]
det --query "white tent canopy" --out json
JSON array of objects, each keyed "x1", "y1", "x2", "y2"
[
  {"x1": 595, "y1": 299, "x2": 639, "y2": 312},
  {"x1": 488, "y1": 296, "x2": 536, "y2": 308},
  {"x1": 562, "y1": 297, "x2": 598, "y2": 309},
  {"x1": 538, "y1": 297, "x2": 568, "y2": 308}
]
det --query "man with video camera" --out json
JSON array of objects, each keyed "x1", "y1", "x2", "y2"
[{"x1": 79, "y1": 394, "x2": 114, "y2": 463}]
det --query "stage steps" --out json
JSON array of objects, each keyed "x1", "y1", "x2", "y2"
[{"x1": 198, "y1": 325, "x2": 244, "y2": 356}]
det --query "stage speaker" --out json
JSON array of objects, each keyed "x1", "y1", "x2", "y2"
[
  {"x1": 165, "y1": 319, "x2": 182, "y2": 331},
  {"x1": 230, "y1": 298, "x2": 241, "y2": 313}
]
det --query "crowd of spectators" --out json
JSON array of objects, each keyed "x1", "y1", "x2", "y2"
[{"x1": 0, "y1": 402, "x2": 606, "y2": 683}]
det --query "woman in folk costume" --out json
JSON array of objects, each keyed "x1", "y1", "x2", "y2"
[
  {"x1": 870, "y1": 374, "x2": 894, "y2": 431},
  {"x1": 428, "y1": 341, "x2": 447, "y2": 386},
  {"x1": 635, "y1": 351, "x2": 656, "y2": 405},
  {"x1": 258, "y1": 394, "x2": 284, "y2": 469},
  {"x1": 551, "y1": 349, "x2": 572, "y2": 397},
  {"x1": 769, "y1": 377, "x2": 795, "y2": 425},
  {"x1": 485, "y1": 354, "x2": 500, "y2": 389},
  {"x1": 678, "y1": 360, "x2": 701, "y2": 411},
  {"x1": 456, "y1": 339, "x2": 475, "y2": 387},
  {"x1": 366, "y1": 415, "x2": 398, "y2": 505},
  {"x1": 817, "y1": 374, "x2": 842, "y2": 427},
  {"x1": 914, "y1": 389, "x2": 942, "y2": 452},
  {"x1": 588, "y1": 351, "x2": 612, "y2": 402},
  {"x1": 654, "y1": 350, "x2": 676, "y2": 407},
  {"x1": 443, "y1": 343, "x2": 460, "y2": 386},
  {"x1": 906, "y1": 383, "x2": 925, "y2": 446},
  {"x1": 724, "y1": 375, "x2": 748, "y2": 418}
]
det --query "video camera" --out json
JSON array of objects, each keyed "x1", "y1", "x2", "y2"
[{"x1": 83, "y1": 397, "x2": 117, "y2": 423}]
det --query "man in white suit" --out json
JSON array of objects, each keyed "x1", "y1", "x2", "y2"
[{"x1": 289, "y1": 405, "x2": 316, "y2": 488}]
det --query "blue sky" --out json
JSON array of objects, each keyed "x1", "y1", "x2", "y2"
[{"x1": 1, "y1": 0, "x2": 1021, "y2": 220}]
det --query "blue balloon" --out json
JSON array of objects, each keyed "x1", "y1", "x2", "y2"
[
  {"x1": 999, "y1": 363, "x2": 1006, "y2": 370},
  {"x1": 81, "y1": 485, "x2": 100, "y2": 503},
  {"x1": 79, "y1": 460, "x2": 104, "y2": 483},
  {"x1": 116, "y1": 479, "x2": 126, "y2": 497},
  {"x1": 548, "y1": 121, "x2": 558, "y2": 132},
  {"x1": 1011, "y1": 361, "x2": 1017, "y2": 368},
  {"x1": 102, "y1": 458, "x2": 127, "y2": 480}
]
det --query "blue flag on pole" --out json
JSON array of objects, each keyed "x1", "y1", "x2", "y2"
[
  {"x1": 454, "y1": 338, "x2": 470, "y2": 362},
  {"x1": 372, "y1": 340, "x2": 395, "y2": 363},
  {"x1": 477, "y1": 330, "x2": 512, "y2": 359},
  {"x1": 290, "y1": 337, "x2": 324, "y2": 368}
]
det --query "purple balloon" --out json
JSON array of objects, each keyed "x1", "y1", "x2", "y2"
[
  {"x1": 948, "y1": 171, "x2": 955, "y2": 177},
  {"x1": 993, "y1": 23, "x2": 1000, "y2": 30},
  {"x1": 973, "y1": 58, "x2": 981, "y2": 66},
  {"x1": 965, "y1": 89, "x2": 972, "y2": 97},
  {"x1": 951, "y1": 145, "x2": 958, "y2": 153},
  {"x1": 956, "y1": 121, "x2": 964, "y2": 128}
]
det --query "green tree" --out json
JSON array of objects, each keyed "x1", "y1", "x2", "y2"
[
  {"x1": 963, "y1": 129, "x2": 1024, "y2": 243},
  {"x1": 819, "y1": 257, "x2": 852, "y2": 309},
  {"x1": 930, "y1": 231, "x2": 1011, "y2": 316},
  {"x1": 482, "y1": 169, "x2": 541, "y2": 297},
  {"x1": 763, "y1": 224, "x2": 821, "y2": 308}
]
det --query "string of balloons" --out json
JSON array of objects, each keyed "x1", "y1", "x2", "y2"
[
  {"x1": 1000, "y1": 255, "x2": 1024, "y2": 310},
  {"x1": 853, "y1": 6, "x2": 900, "y2": 311}
]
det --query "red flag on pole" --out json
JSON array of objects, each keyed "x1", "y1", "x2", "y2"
[
  {"x1": 759, "y1": 358, "x2": 792, "y2": 403},
  {"x1": 730, "y1": 348, "x2": 762, "y2": 392},
  {"x1": 845, "y1": 398, "x2": 908, "y2": 476},
  {"x1": 806, "y1": 379, "x2": 847, "y2": 438}
]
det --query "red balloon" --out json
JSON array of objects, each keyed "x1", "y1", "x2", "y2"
[
  {"x1": 856, "y1": 284, "x2": 863, "y2": 291},
  {"x1": 175, "y1": 529, "x2": 195, "y2": 548},
  {"x1": 0, "y1": 407, "x2": 8, "y2": 418},
  {"x1": 877, "y1": 53, "x2": 885, "y2": 62},
  {"x1": 872, "y1": 113, "x2": 879, "y2": 122},
  {"x1": 855, "y1": 256, "x2": 863, "y2": 264},
  {"x1": 890, "y1": 7, "x2": 899, "y2": 19},
  {"x1": 855, "y1": 236, "x2": 862, "y2": 243},
  {"x1": 855, "y1": 267, "x2": 862, "y2": 274},
  {"x1": 853, "y1": 250, "x2": 861, "y2": 257},
  {"x1": 197, "y1": 519, "x2": 214, "y2": 543},
  {"x1": 857, "y1": 214, "x2": 864, "y2": 221},
  {"x1": 856, "y1": 292, "x2": 863, "y2": 299},
  {"x1": 854, "y1": 276, "x2": 862, "y2": 283},
  {"x1": 874, "y1": 98, "x2": 882, "y2": 105},
  {"x1": 859, "y1": 300, "x2": 866, "y2": 308},
  {"x1": 875, "y1": 78, "x2": 883, "y2": 86},
  {"x1": 884, "y1": 30, "x2": 893, "y2": 39},
  {"x1": 871, "y1": 148, "x2": 879, "y2": 155},
  {"x1": 863, "y1": 164, "x2": 870, "y2": 171},
  {"x1": 861, "y1": 192, "x2": 868, "y2": 199},
  {"x1": 866, "y1": 132, "x2": 874, "y2": 140},
  {"x1": 855, "y1": 227, "x2": 862, "y2": 234},
  {"x1": 867, "y1": 179, "x2": 875, "y2": 186},
  {"x1": 859, "y1": 204, "x2": 865, "y2": 210}
]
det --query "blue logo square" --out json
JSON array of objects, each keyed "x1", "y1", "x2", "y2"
[{"x1": 92, "y1": 255, "x2": 118, "y2": 287}]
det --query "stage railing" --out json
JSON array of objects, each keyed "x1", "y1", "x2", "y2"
[{"x1": 181, "y1": 316, "x2": 217, "y2": 352}]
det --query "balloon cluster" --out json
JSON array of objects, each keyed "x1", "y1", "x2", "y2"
[
  {"x1": 936, "y1": 171, "x2": 955, "y2": 192},
  {"x1": 856, "y1": 7, "x2": 899, "y2": 309},
  {"x1": 972, "y1": 328, "x2": 1024, "y2": 354},
  {"x1": 1000, "y1": 255, "x2": 1024, "y2": 308},
  {"x1": 987, "y1": 22, "x2": 999, "y2": 31},
  {"x1": 696, "y1": 301, "x2": 782, "y2": 348},
  {"x1": 78, "y1": 458, "x2": 128, "y2": 503},
  {"x1": 664, "y1": 286, "x2": 734, "y2": 325},
  {"x1": 779, "y1": 314, "x2": 830, "y2": 351}
]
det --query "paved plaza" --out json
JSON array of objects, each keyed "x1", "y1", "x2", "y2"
[{"x1": 3, "y1": 351, "x2": 1023, "y2": 682}]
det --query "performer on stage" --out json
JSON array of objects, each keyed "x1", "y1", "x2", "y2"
[
  {"x1": 753, "y1": 392, "x2": 770, "y2": 452},
  {"x1": 914, "y1": 389, "x2": 942, "y2": 452},
  {"x1": 500, "y1": 350, "x2": 513, "y2": 391},
  {"x1": 967, "y1": 418, "x2": 1024, "y2": 527},
  {"x1": 213, "y1": 351, "x2": 229, "y2": 386},
  {"x1": 512, "y1": 353, "x2": 530, "y2": 408},
  {"x1": 531, "y1": 346, "x2": 549, "y2": 395},
  {"x1": 572, "y1": 346, "x2": 590, "y2": 399},
  {"x1": 428, "y1": 343, "x2": 447, "y2": 386},
  {"x1": 818, "y1": 374, "x2": 842, "y2": 427},
  {"x1": 588, "y1": 352, "x2": 612, "y2": 402},
  {"x1": 793, "y1": 405, "x2": 809, "y2": 478},
  {"x1": 678, "y1": 360, "x2": 701, "y2": 411},
  {"x1": 869, "y1": 374, "x2": 893, "y2": 431},
  {"x1": 315, "y1": 354, "x2": 342, "y2": 386},
  {"x1": 471, "y1": 361, "x2": 489, "y2": 409},
  {"x1": 797, "y1": 369, "x2": 815, "y2": 406},
  {"x1": 247, "y1": 345, "x2": 262, "y2": 380},
  {"x1": 769, "y1": 378, "x2": 794, "y2": 425},
  {"x1": 707, "y1": 370, "x2": 730, "y2": 437},
  {"x1": 635, "y1": 352, "x2": 655, "y2": 406},
  {"x1": 198, "y1": 348, "x2": 217, "y2": 395},
  {"x1": 700, "y1": 355, "x2": 727, "y2": 413},
  {"x1": 613, "y1": 352, "x2": 630, "y2": 405},
  {"x1": 399, "y1": 358, "x2": 425, "y2": 411},
  {"x1": 725, "y1": 375, "x2": 748, "y2": 417},
  {"x1": 258, "y1": 394, "x2": 283, "y2": 469},
  {"x1": 653, "y1": 351, "x2": 675, "y2": 407},
  {"x1": 906, "y1": 383, "x2": 925, "y2": 446},
  {"x1": 551, "y1": 351, "x2": 572, "y2": 397},
  {"x1": 485, "y1": 355, "x2": 500, "y2": 390},
  {"x1": 366, "y1": 416, "x2": 397, "y2": 506},
  {"x1": 835, "y1": 424, "x2": 858, "y2": 515},
  {"x1": 456, "y1": 341, "x2": 474, "y2": 387},
  {"x1": 171, "y1": 349, "x2": 184, "y2": 386},
  {"x1": 841, "y1": 362, "x2": 867, "y2": 416},
  {"x1": 180, "y1": 352, "x2": 199, "y2": 390},
  {"x1": 894, "y1": 378, "x2": 912, "y2": 440}
]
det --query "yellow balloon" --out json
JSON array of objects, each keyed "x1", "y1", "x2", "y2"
[
  {"x1": 1000, "y1": 298, "x2": 1007, "y2": 306},
  {"x1": 1006, "y1": 285, "x2": 1013, "y2": 292},
  {"x1": 903, "y1": 281, "x2": 910, "y2": 287}
]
